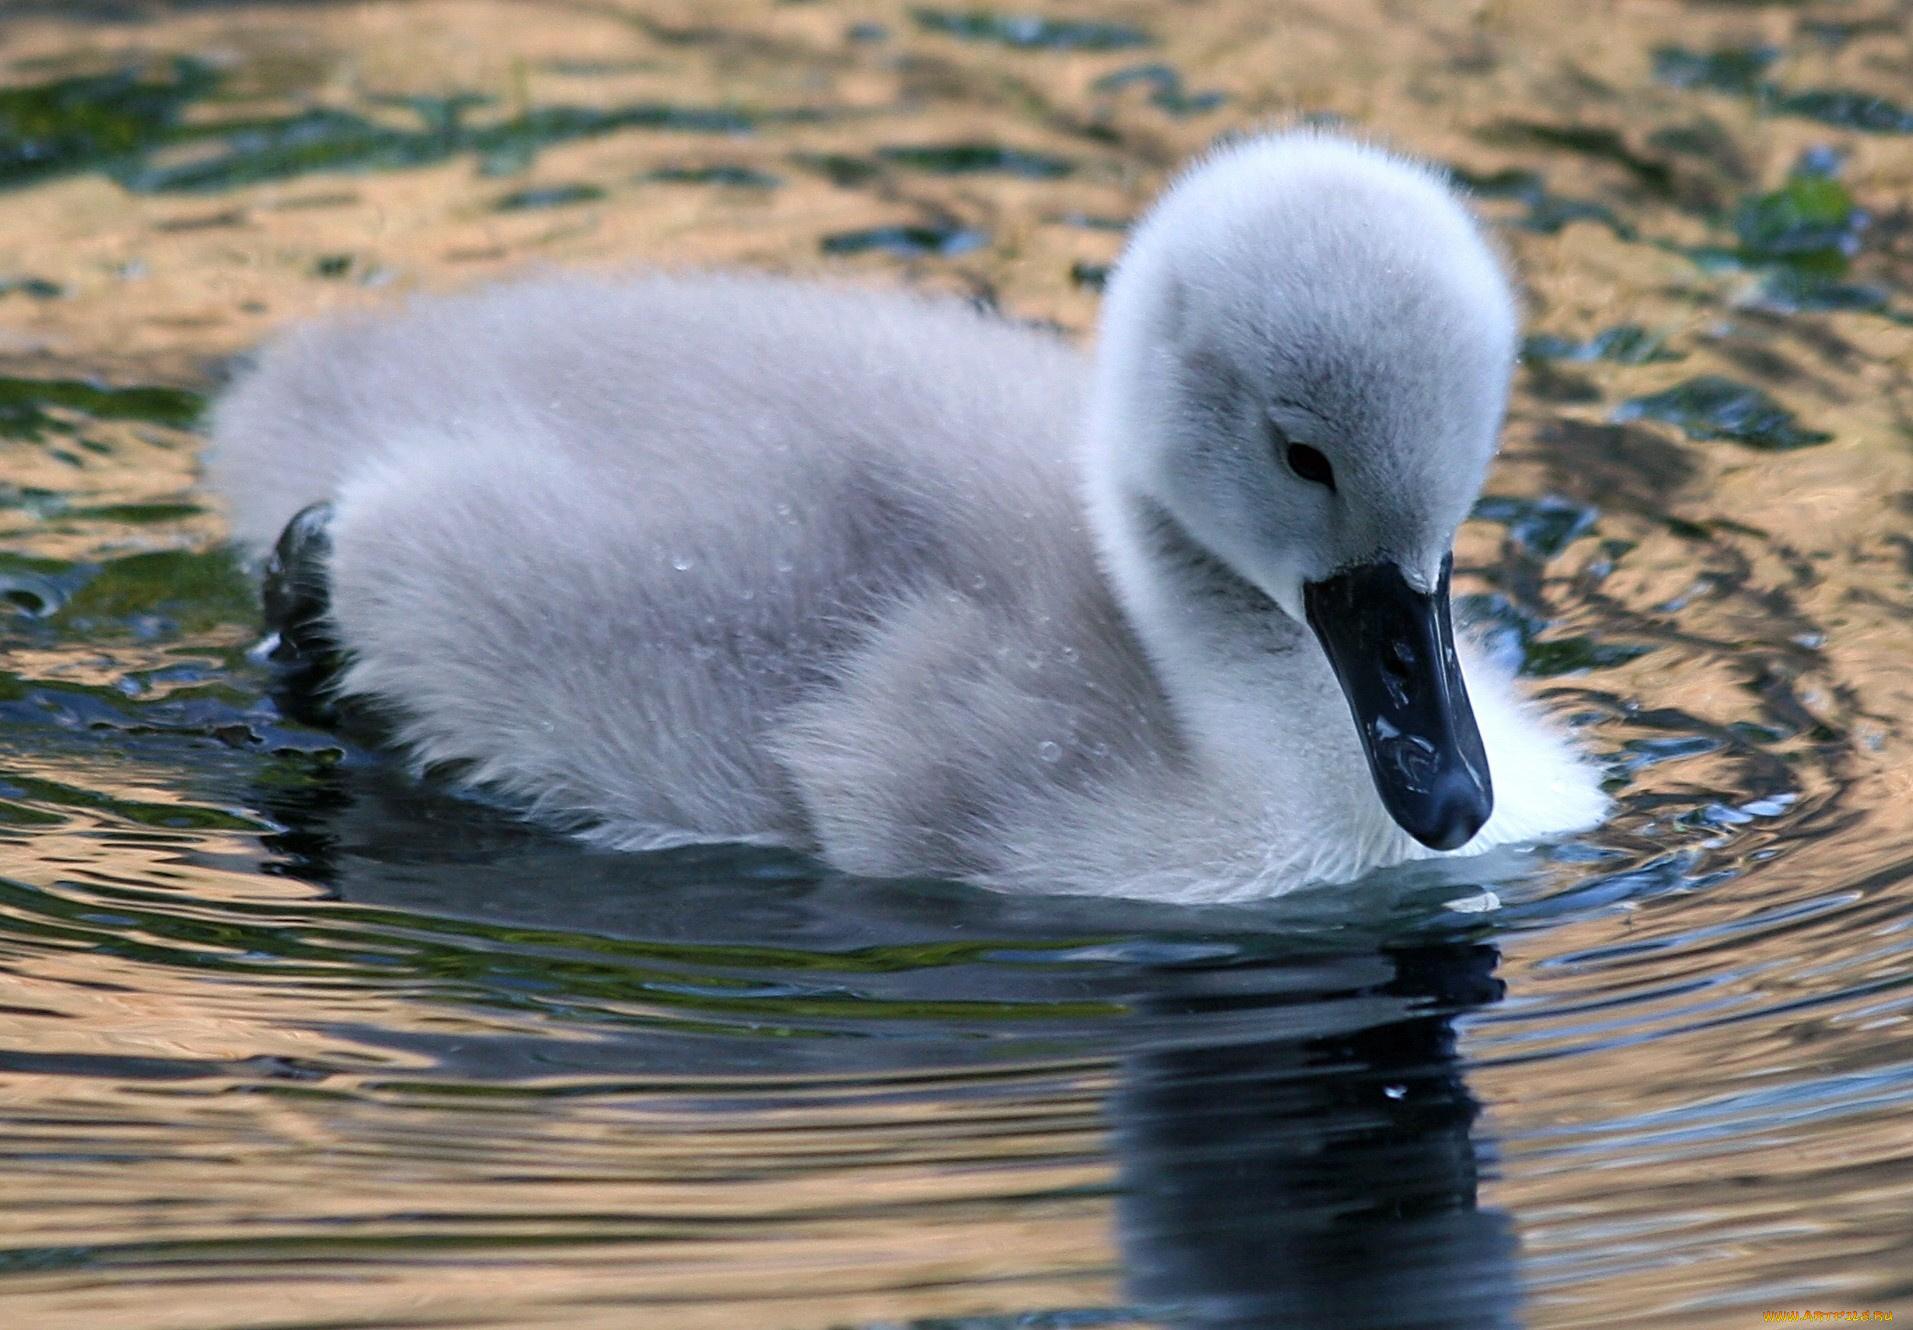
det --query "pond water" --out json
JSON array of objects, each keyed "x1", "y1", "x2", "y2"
[{"x1": 3, "y1": 2, "x2": 1913, "y2": 1327}]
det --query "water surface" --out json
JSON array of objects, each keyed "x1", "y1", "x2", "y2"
[{"x1": 3, "y1": 2, "x2": 1912, "y2": 1327}]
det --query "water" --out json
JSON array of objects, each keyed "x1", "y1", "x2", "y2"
[{"x1": 3, "y1": 3, "x2": 1912, "y2": 1326}]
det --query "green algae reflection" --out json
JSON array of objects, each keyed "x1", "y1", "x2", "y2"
[
  {"x1": 0, "y1": 60, "x2": 216, "y2": 189},
  {"x1": 1653, "y1": 44, "x2": 1913, "y2": 134},
  {"x1": 0, "y1": 872, "x2": 1124, "y2": 1032},
  {"x1": 1614, "y1": 377, "x2": 1833, "y2": 451},
  {"x1": 0, "y1": 63, "x2": 777, "y2": 196},
  {"x1": 876, "y1": 143, "x2": 1076, "y2": 178},
  {"x1": 0, "y1": 377, "x2": 205, "y2": 442},
  {"x1": 911, "y1": 8, "x2": 1150, "y2": 50}
]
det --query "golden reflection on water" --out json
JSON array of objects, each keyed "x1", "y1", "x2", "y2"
[
  {"x1": 1, "y1": 1063, "x2": 1118, "y2": 1330},
  {"x1": 4, "y1": 1, "x2": 1913, "y2": 1327}
]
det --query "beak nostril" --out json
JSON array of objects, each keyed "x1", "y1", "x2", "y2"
[{"x1": 1383, "y1": 638, "x2": 1416, "y2": 683}]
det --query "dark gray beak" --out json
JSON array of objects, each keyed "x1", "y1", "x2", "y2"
[{"x1": 1302, "y1": 554, "x2": 1492, "y2": 851}]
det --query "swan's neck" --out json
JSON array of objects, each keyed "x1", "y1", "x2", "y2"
[
  {"x1": 1079, "y1": 289, "x2": 1354, "y2": 782},
  {"x1": 1088, "y1": 480, "x2": 1330, "y2": 769}
]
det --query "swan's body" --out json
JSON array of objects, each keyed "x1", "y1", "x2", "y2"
[{"x1": 211, "y1": 132, "x2": 1606, "y2": 903}]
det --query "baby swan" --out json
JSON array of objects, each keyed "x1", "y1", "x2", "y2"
[{"x1": 211, "y1": 131, "x2": 1606, "y2": 903}]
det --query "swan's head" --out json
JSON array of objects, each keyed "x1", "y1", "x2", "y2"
[{"x1": 1088, "y1": 132, "x2": 1517, "y2": 852}]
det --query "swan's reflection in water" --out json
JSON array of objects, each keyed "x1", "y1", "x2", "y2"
[
  {"x1": 257, "y1": 765, "x2": 1521, "y2": 1327},
  {"x1": 1115, "y1": 946, "x2": 1518, "y2": 1329}
]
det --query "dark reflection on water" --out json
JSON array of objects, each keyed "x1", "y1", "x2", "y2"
[
  {"x1": 1116, "y1": 946, "x2": 1519, "y2": 1330},
  {"x1": 262, "y1": 762, "x2": 1528, "y2": 1329},
  {"x1": 251, "y1": 758, "x2": 1520, "y2": 1070},
  {"x1": 7, "y1": 1, "x2": 1913, "y2": 1325}
]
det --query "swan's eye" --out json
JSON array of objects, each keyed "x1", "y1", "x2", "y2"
[{"x1": 1285, "y1": 442, "x2": 1336, "y2": 492}]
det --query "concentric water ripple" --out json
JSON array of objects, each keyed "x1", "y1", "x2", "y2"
[{"x1": 4, "y1": 2, "x2": 1913, "y2": 1327}]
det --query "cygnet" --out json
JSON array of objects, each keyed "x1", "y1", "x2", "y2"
[{"x1": 211, "y1": 130, "x2": 1608, "y2": 903}]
